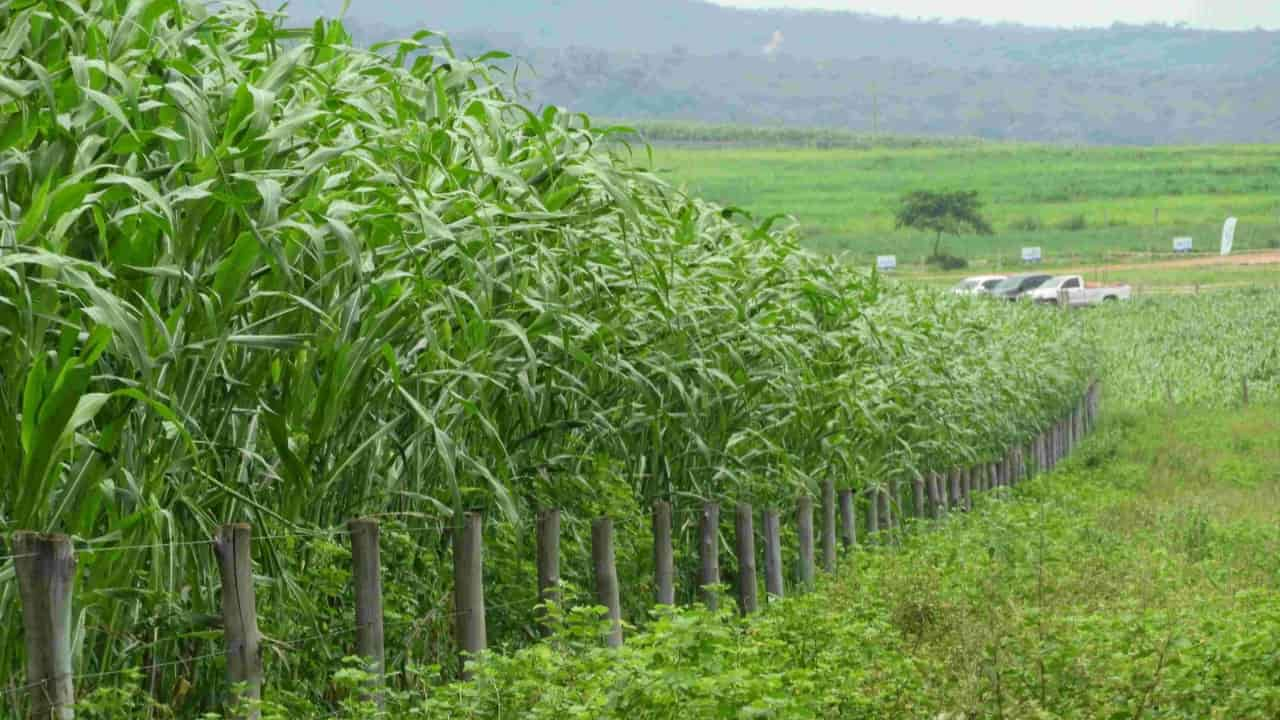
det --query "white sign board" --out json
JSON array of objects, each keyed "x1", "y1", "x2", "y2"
[
  {"x1": 1173, "y1": 237, "x2": 1193, "y2": 253},
  {"x1": 1221, "y1": 217, "x2": 1237, "y2": 256},
  {"x1": 876, "y1": 255, "x2": 897, "y2": 271},
  {"x1": 1021, "y1": 247, "x2": 1042, "y2": 263}
]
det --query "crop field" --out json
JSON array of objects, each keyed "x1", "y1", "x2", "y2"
[
  {"x1": 2, "y1": 2, "x2": 1278, "y2": 719},
  {"x1": 0, "y1": 3, "x2": 1086, "y2": 717},
  {"x1": 650, "y1": 143, "x2": 1280, "y2": 265}
]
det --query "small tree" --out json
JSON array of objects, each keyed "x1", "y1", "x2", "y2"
[{"x1": 894, "y1": 190, "x2": 994, "y2": 259}]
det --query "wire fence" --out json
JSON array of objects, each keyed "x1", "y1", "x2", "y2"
[{"x1": 1, "y1": 386, "x2": 1100, "y2": 717}]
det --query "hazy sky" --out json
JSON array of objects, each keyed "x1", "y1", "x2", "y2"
[{"x1": 714, "y1": 1, "x2": 1280, "y2": 30}]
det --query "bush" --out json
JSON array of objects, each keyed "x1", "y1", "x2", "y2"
[{"x1": 926, "y1": 253, "x2": 970, "y2": 270}]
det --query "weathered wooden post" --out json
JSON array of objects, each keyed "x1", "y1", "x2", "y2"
[
  {"x1": 877, "y1": 488, "x2": 892, "y2": 543},
  {"x1": 14, "y1": 532, "x2": 76, "y2": 720},
  {"x1": 763, "y1": 509, "x2": 784, "y2": 600},
  {"x1": 535, "y1": 509, "x2": 561, "y2": 632},
  {"x1": 592, "y1": 518, "x2": 623, "y2": 647},
  {"x1": 214, "y1": 524, "x2": 264, "y2": 719},
  {"x1": 797, "y1": 496, "x2": 815, "y2": 592},
  {"x1": 348, "y1": 518, "x2": 385, "y2": 703},
  {"x1": 454, "y1": 512, "x2": 486, "y2": 678},
  {"x1": 699, "y1": 502, "x2": 720, "y2": 610},
  {"x1": 949, "y1": 470, "x2": 962, "y2": 509},
  {"x1": 926, "y1": 473, "x2": 941, "y2": 519},
  {"x1": 821, "y1": 480, "x2": 837, "y2": 572},
  {"x1": 652, "y1": 501, "x2": 675, "y2": 606},
  {"x1": 735, "y1": 503, "x2": 759, "y2": 615},
  {"x1": 864, "y1": 487, "x2": 879, "y2": 536},
  {"x1": 838, "y1": 489, "x2": 856, "y2": 549},
  {"x1": 912, "y1": 475, "x2": 926, "y2": 519}
]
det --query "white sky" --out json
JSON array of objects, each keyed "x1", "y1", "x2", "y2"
[{"x1": 713, "y1": 1, "x2": 1280, "y2": 30}]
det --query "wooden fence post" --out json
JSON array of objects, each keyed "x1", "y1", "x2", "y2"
[
  {"x1": 863, "y1": 487, "x2": 879, "y2": 537},
  {"x1": 652, "y1": 501, "x2": 675, "y2": 606},
  {"x1": 949, "y1": 469, "x2": 962, "y2": 509},
  {"x1": 1050, "y1": 424, "x2": 1059, "y2": 466},
  {"x1": 838, "y1": 489, "x2": 856, "y2": 549},
  {"x1": 592, "y1": 518, "x2": 623, "y2": 647},
  {"x1": 763, "y1": 509, "x2": 784, "y2": 600},
  {"x1": 735, "y1": 503, "x2": 758, "y2": 615},
  {"x1": 214, "y1": 524, "x2": 264, "y2": 719},
  {"x1": 912, "y1": 475, "x2": 926, "y2": 519},
  {"x1": 348, "y1": 519, "x2": 385, "y2": 704},
  {"x1": 877, "y1": 488, "x2": 892, "y2": 543},
  {"x1": 13, "y1": 532, "x2": 76, "y2": 720},
  {"x1": 821, "y1": 480, "x2": 837, "y2": 572},
  {"x1": 926, "y1": 473, "x2": 941, "y2": 519},
  {"x1": 536, "y1": 509, "x2": 561, "y2": 631},
  {"x1": 699, "y1": 502, "x2": 720, "y2": 610},
  {"x1": 454, "y1": 512, "x2": 486, "y2": 678},
  {"x1": 797, "y1": 496, "x2": 815, "y2": 592}
]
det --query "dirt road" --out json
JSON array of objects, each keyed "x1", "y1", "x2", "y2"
[{"x1": 1062, "y1": 249, "x2": 1280, "y2": 274}]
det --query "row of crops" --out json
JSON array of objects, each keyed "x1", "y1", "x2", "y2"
[
  {"x1": 0, "y1": 1, "x2": 1090, "y2": 714},
  {"x1": 1090, "y1": 289, "x2": 1280, "y2": 408}
]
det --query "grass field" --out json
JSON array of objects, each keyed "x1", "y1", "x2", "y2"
[{"x1": 649, "y1": 143, "x2": 1280, "y2": 265}]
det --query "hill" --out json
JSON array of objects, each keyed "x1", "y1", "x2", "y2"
[{"x1": 283, "y1": 0, "x2": 1280, "y2": 144}]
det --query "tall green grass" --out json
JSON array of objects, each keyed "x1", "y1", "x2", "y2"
[{"x1": 0, "y1": 1, "x2": 1088, "y2": 713}]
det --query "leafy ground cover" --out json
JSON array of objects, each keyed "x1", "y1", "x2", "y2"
[{"x1": 653, "y1": 144, "x2": 1280, "y2": 264}]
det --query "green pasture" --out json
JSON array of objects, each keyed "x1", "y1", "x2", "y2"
[{"x1": 649, "y1": 144, "x2": 1280, "y2": 264}]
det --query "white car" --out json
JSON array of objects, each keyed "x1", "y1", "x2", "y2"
[
  {"x1": 1025, "y1": 275, "x2": 1132, "y2": 306},
  {"x1": 950, "y1": 275, "x2": 1007, "y2": 296}
]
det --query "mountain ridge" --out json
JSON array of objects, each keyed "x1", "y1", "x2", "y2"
[{"x1": 283, "y1": 0, "x2": 1280, "y2": 144}]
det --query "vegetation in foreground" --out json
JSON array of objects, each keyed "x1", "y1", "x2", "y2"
[
  {"x1": 653, "y1": 144, "x2": 1280, "y2": 263},
  {"x1": 0, "y1": 1, "x2": 1086, "y2": 715},
  {"x1": 409, "y1": 404, "x2": 1280, "y2": 719},
  {"x1": 78, "y1": 403, "x2": 1280, "y2": 719}
]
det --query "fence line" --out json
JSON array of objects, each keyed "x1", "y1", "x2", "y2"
[{"x1": 6, "y1": 382, "x2": 1101, "y2": 718}]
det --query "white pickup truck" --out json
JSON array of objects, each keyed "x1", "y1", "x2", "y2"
[{"x1": 1025, "y1": 275, "x2": 1131, "y2": 306}]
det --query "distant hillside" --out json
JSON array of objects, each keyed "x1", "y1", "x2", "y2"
[{"x1": 284, "y1": 0, "x2": 1280, "y2": 145}]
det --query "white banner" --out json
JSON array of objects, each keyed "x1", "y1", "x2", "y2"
[
  {"x1": 1173, "y1": 237, "x2": 1193, "y2": 253},
  {"x1": 1221, "y1": 217, "x2": 1237, "y2": 256},
  {"x1": 876, "y1": 255, "x2": 897, "y2": 271},
  {"x1": 1021, "y1": 247, "x2": 1042, "y2": 262}
]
